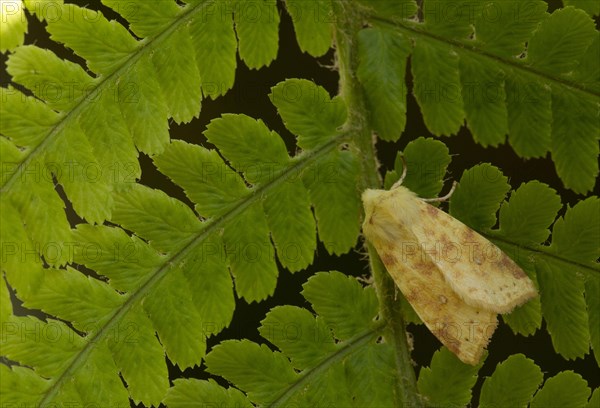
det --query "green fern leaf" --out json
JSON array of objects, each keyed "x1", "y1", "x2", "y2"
[
  {"x1": 3, "y1": 1, "x2": 599, "y2": 405},
  {"x1": 422, "y1": 0, "x2": 473, "y2": 38},
  {"x1": 531, "y1": 371, "x2": 592, "y2": 408},
  {"x1": 234, "y1": 0, "x2": 279, "y2": 69},
  {"x1": 302, "y1": 149, "x2": 361, "y2": 255},
  {"x1": 360, "y1": 3, "x2": 600, "y2": 192},
  {"x1": 573, "y1": 32, "x2": 600, "y2": 93},
  {"x1": 204, "y1": 114, "x2": 290, "y2": 183},
  {"x1": 344, "y1": 344, "x2": 397, "y2": 406},
  {"x1": 538, "y1": 197, "x2": 599, "y2": 359},
  {"x1": 71, "y1": 224, "x2": 163, "y2": 292},
  {"x1": 505, "y1": 74, "x2": 552, "y2": 158},
  {"x1": 0, "y1": 178, "x2": 71, "y2": 276},
  {"x1": 150, "y1": 26, "x2": 203, "y2": 124},
  {"x1": 164, "y1": 379, "x2": 252, "y2": 408},
  {"x1": 45, "y1": 4, "x2": 138, "y2": 74},
  {"x1": 115, "y1": 53, "x2": 171, "y2": 154},
  {"x1": 206, "y1": 340, "x2": 300, "y2": 404},
  {"x1": 270, "y1": 78, "x2": 347, "y2": 150},
  {"x1": 302, "y1": 271, "x2": 379, "y2": 340},
  {"x1": 285, "y1": 0, "x2": 333, "y2": 56},
  {"x1": 498, "y1": 181, "x2": 562, "y2": 245},
  {"x1": 259, "y1": 305, "x2": 338, "y2": 369},
  {"x1": 1, "y1": 296, "x2": 86, "y2": 381},
  {"x1": 112, "y1": 184, "x2": 203, "y2": 253},
  {"x1": 545, "y1": 197, "x2": 599, "y2": 261},
  {"x1": 356, "y1": 0, "x2": 418, "y2": 20},
  {"x1": 188, "y1": 1, "x2": 237, "y2": 98},
  {"x1": 2, "y1": 0, "x2": 278, "y2": 234},
  {"x1": 459, "y1": 54, "x2": 508, "y2": 147},
  {"x1": 474, "y1": 1, "x2": 547, "y2": 57},
  {"x1": 205, "y1": 271, "x2": 393, "y2": 407},
  {"x1": 103, "y1": 0, "x2": 181, "y2": 38},
  {"x1": 564, "y1": 0, "x2": 600, "y2": 15},
  {"x1": 270, "y1": 80, "x2": 359, "y2": 255},
  {"x1": 142, "y1": 267, "x2": 209, "y2": 369},
  {"x1": 587, "y1": 388, "x2": 600, "y2": 408},
  {"x1": 550, "y1": 89, "x2": 599, "y2": 193},
  {"x1": 479, "y1": 354, "x2": 543, "y2": 408},
  {"x1": 357, "y1": 27, "x2": 411, "y2": 141},
  {"x1": 106, "y1": 305, "x2": 170, "y2": 403},
  {"x1": 20, "y1": 267, "x2": 123, "y2": 330},
  {"x1": 496, "y1": 182, "x2": 561, "y2": 335},
  {"x1": 7, "y1": 45, "x2": 95, "y2": 111},
  {"x1": 449, "y1": 164, "x2": 510, "y2": 230},
  {"x1": 1, "y1": 72, "x2": 366, "y2": 405},
  {"x1": 411, "y1": 38, "x2": 465, "y2": 136},
  {"x1": 586, "y1": 276, "x2": 600, "y2": 365},
  {"x1": 383, "y1": 136, "x2": 451, "y2": 197},
  {"x1": 0, "y1": 364, "x2": 49, "y2": 405},
  {"x1": 0, "y1": 0, "x2": 27, "y2": 52},
  {"x1": 528, "y1": 7, "x2": 596, "y2": 73},
  {"x1": 153, "y1": 140, "x2": 248, "y2": 217},
  {"x1": 0, "y1": 279, "x2": 133, "y2": 406},
  {"x1": 417, "y1": 347, "x2": 482, "y2": 407}
]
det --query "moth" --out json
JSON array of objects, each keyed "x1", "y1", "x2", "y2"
[{"x1": 362, "y1": 178, "x2": 537, "y2": 365}]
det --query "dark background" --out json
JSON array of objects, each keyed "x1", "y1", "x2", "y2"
[{"x1": 2, "y1": 0, "x2": 598, "y2": 406}]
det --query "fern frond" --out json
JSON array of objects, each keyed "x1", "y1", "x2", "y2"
[
  {"x1": 382, "y1": 138, "x2": 599, "y2": 361},
  {"x1": 536, "y1": 197, "x2": 599, "y2": 360},
  {"x1": 0, "y1": 3, "x2": 285, "y2": 401},
  {"x1": 205, "y1": 271, "x2": 394, "y2": 407},
  {"x1": 1, "y1": 0, "x2": 277, "y2": 229},
  {"x1": 1, "y1": 78, "x2": 362, "y2": 406},
  {"x1": 357, "y1": 2, "x2": 600, "y2": 193},
  {"x1": 187, "y1": 270, "x2": 597, "y2": 408},
  {"x1": 2, "y1": 1, "x2": 597, "y2": 405}
]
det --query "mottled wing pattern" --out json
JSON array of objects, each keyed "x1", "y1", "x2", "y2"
[
  {"x1": 362, "y1": 186, "x2": 538, "y2": 365},
  {"x1": 409, "y1": 199, "x2": 537, "y2": 314},
  {"x1": 374, "y1": 237, "x2": 498, "y2": 365}
]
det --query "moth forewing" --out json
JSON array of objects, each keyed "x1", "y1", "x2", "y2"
[
  {"x1": 408, "y1": 196, "x2": 537, "y2": 313},
  {"x1": 369, "y1": 233, "x2": 498, "y2": 365},
  {"x1": 362, "y1": 186, "x2": 538, "y2": 365}
]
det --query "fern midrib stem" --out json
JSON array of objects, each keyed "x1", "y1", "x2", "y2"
[
  {"x1": 1, "y1": 0, "x2": 212, "y2": 193},
  {"x1": 369, "y1": 14, "x2": 600, "y2": 99},
  {"x1": 266, "y1": 322, "x2": 386, "y2": 408},
  {"x1": 37, "y1": 134, "x2": 346, "y2": 405},
  {"x1": 483, "y1": 232, "x2": 600, "y2": 276},
  {"x1": 333, "y1": 2, "x2": 423, "y2": 407}
]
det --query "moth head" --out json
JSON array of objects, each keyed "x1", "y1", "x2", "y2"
[{"x1": 362, "y1": 187, "x2": 419, "y2": 242}]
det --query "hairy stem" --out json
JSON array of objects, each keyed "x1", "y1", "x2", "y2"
[{"x1": 333, "y1": 2, "x2": 423, "y2": 406}]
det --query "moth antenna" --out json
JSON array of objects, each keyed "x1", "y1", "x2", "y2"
[
  {"x1": 423, "y1": 181, "x2": 458, "y2": 202},
  {"x1": 391, "y1": 155, "x2": 408, "y2": 189}
]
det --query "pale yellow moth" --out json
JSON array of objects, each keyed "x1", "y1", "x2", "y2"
[{"x1": 362, "y1": 179, "x2": 537, "y2": 365}]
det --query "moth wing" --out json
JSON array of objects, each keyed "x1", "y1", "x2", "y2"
[
  {"x1": 373, "y1": 236, "x2": 497, "y2": 365},
  {"x1": 411, "y1": 200, "x2": 537, "y2": 314},
  {"x1": 362, "y1": 188, "x2": 497, "y2": 365}
]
